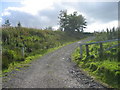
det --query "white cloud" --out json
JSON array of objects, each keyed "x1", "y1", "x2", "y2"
[
  {"x1": 1, "y1": 0, "x2": 119, "y2": 2},
  {"x1": 58, "y1": 0, "x2": 119, "y2": 2},
  {"x1": 21, "y1": 0, "x2": 56, "y2": 15},
  {"x1": 1, "y1": 0, "x2": 55, "y2": 16},
  {"x1": 2, "y1": 10, "x2": 11, "y2": 16},
  {"x1": 53, "y1": 25, "x2": 59, "y2": 30},
  {"x1": 3, "y1": 0, "x2": 60, "y2": 15},
  {"x1": 85, "y1": 20, "x2": 118, "y2": 32},
  {"x1": 1, "y1": 0, "x2": 23, "y2": 2},
  {"x1": 40, "y1": 16, "x2": 50, "y2": 22},
  {"x1": 67, "y1": 8, "x2": 76, "y2": 14}
]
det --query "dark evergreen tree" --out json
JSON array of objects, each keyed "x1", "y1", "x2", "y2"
[
  {"x1": 5, "y1": 20, "x2": 11, "y2": 26},
  {"x1": 2, "y1": 19, "x2": 11, "y2": 27},
  {"x1": 17, "y1": 21, "x2": 22, "y2": 27}
]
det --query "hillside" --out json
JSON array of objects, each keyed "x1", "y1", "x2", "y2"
[{"x1": 2, "y1": 27, "x2": 87, "y2": 71}]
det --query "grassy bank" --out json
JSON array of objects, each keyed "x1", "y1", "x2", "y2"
[
  {"x1": 2, "y1": 40, "x2": 76, "y2": 74},
  {"x1": 2, "y1": 27, "x2": 87, "y2": 74},
  {"x1": 72, "y1": 40, "x2": 120, "y2": 88}
]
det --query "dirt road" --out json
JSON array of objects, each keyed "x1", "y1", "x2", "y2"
[{"x1": 2, "y1": 37, "x2": 106, "y2": 88}]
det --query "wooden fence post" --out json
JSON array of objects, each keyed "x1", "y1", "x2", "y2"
[
  {"x1": 99, "y1": 43, "x2": 103, "y2": 58},
  {"x1": 80, "y1": 44, "x2": 83, "y2": 59},
  {"x1": 22, "y1": 47, "x2": 24, "y2": 58},
  {"x1": 86, "y1": 44, "x2": 89, "y2": 56}
]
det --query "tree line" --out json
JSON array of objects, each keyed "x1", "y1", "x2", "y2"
[
  {"x1": 94, "y1": 27, "x2": 120, "y2": 41},
  {"x1": 2, "y1": 19, "x2": 22, "y2": 28},
  {"x1": 2, "y1": 10, "x2": 87, "y2": 32}
]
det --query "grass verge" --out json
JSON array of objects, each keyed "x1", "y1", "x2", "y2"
[
  {"x1": 2, "y1": 40, "x2": 79, "y2": 76},
  {"x1": 72, "y1": 40, "x2": 120, "y2": 89}
]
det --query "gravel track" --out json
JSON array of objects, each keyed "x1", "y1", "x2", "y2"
[{"x1": 2, "y1": 37, "x2": 107, "y2": 88}]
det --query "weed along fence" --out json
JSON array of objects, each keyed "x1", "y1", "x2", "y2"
[{"x1": 79, "y1": 39, "x2": 120, "y2": 59}]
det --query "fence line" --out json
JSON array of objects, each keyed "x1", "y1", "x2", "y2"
[{"x1": 79, "y1": 39, "x2": 120, "y2": 59}]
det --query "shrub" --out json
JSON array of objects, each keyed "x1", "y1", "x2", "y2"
[{"x1": 2, "y1": 49, "x2": 14, "y2": 69}]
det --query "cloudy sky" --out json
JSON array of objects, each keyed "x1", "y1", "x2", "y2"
[{"x1": 0, "y1": 0, "x2": 119, "y2": 32}]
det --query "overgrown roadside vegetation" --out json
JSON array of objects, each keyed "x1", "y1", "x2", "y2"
[
  {"x1": 72, "y1": 27, "x2": 120, "y2": 89},
  {"x1": 1, "y1": 27, "x2": 90, "y2": 74}
]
